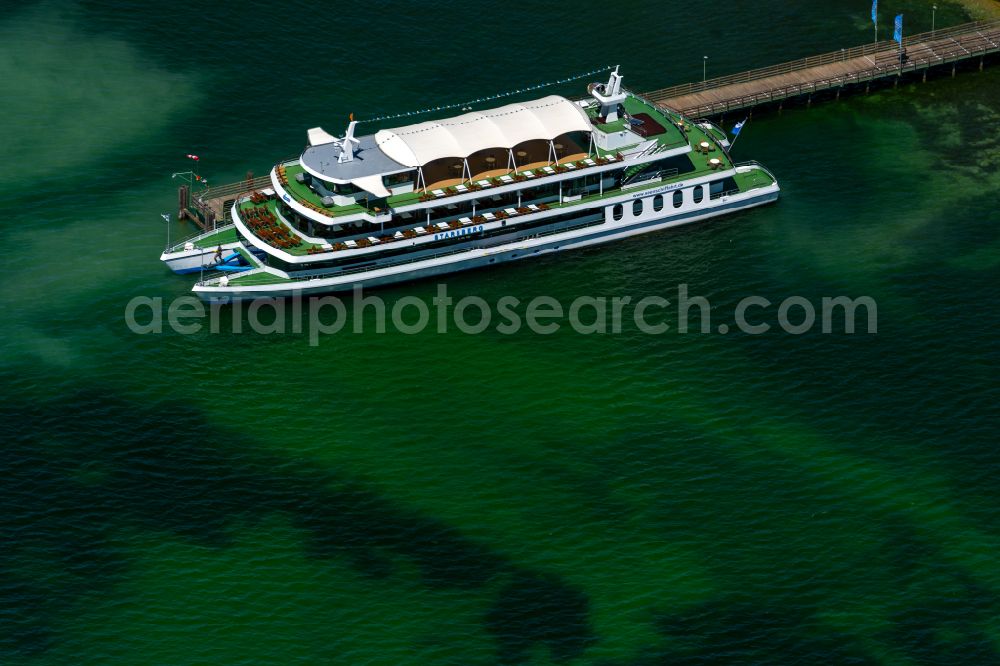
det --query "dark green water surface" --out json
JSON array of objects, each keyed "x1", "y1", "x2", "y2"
[{"x1": 3, "y1": 1, "x2": 1000, "y2": 663}]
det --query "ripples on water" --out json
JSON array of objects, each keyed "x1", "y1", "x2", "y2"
[{"x1": 2, "y1": 1, "x2": 1000, "y2": 663}]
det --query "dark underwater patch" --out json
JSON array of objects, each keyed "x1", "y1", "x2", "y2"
[
  {"x1": 654, "y1": 599, "x2": 876, "y2": 665},
  {"x1": 486, "y1": 571, "x2": 594, "y2": 665},
  {"x1": 0, "y1": 377, "x2": 593, "y2": 662}
]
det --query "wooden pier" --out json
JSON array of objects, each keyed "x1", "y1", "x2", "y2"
[
  {"x1": 178, "y1": 19, "x2": 999, "y2": 231},
  {"x1": 179, "y1": 174, "x2": 271, "y2": 230},
  {"x1": 646, "y1": 19, "x2": 1000, "y2": 118}
]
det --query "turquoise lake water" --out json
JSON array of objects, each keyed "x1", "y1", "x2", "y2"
[{"x1": 2, "y1": 1, "x2": 1000, "y2": 663}]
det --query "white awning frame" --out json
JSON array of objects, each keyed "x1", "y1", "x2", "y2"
[{"x1": 373, "y1": 95, "x2": 592, "y2": 168}]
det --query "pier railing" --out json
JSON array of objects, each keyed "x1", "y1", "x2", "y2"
[
  {"x1": 196, "y1": 175, "x2": 272, "y2": 203},
  {"x1": 645, "y1": 19, "x2": 1000, "y2": 110}
]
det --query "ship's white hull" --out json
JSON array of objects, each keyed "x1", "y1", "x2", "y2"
[
  {"x1": 194, "y1": 183, "x2": 779, "y2": 302},
  {"x1": 160, "y1": 242, "x2": 241, "y2": 274}
]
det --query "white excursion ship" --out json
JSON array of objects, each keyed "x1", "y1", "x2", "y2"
[{"x1": 161, "y1": 69, "x2": 779, "y2": 301}]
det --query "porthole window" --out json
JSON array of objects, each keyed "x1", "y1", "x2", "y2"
[
  {"x1": 693, "y1": 185, "x2": 704, "y2": 204},
  {"x1": 673, "y1": 190, "x2": 683, "y2": 208},
  {"x1": 653, "y1": 194, "x2": 664, "y2": 212},
  {"x1": 612, "y1": 204, "x2": 624, "y2": 221},
  {"x1": 632, "y1": 199, "x2": 643, "y2": 216}
]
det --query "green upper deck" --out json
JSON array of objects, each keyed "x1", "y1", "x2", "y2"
[
  {"x1": 276, "y1": 162, "x2": 369, "y2": 218},
  {"x1": 272, "y1": 90, "x2": 734, "y2": 222},
  {"x1": 587, "y1": 94, "x2": 690, "y2": 152}
]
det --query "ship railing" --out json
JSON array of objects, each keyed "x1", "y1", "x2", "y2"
[
  {"x1": 634, "y1": 141, "x2": 659, "y2": 159},
  {"x1": 196, "y1": 245, "x2": 481, "y2": 287},
  {"x1": 693, "y1": 119, "x2": 729, "y2": 142},
  {"x1": 196, "y1": 267, "x2": 270, "y2": 287},
  {"x1": 622, "y1": 167, "x2": 679, "y2": 187},
  {"x1": 630, "y1": 89, "x2": 677, "y2": 118},
  {"x1": 735, "y1": 160, "x2": 777, "y2": 181},
  {"x1": 198, "y1": 210, "x2": 610, "y2": 288},
  {"x1": 298, "y1": 215, "x2": 606, "y2": 281},
  {"x1": 166, "y1": 222, "x2": 238, "y2": 252},
  {"x1": 634, "y1": 139, "x2": 680, "y2": 159},
  {"x1": 272, "y1": 162, "x2": 389, "y2": 222},
  {"x1": 710, "y1": 188, "x2": 742, "y2": 200}
]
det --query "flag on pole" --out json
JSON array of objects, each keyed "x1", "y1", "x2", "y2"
[
  {"x1": 186, "y1": 154, "x2": 200, "y2": 161},
  {"x1": 731, "y1": 119, "x2": 747, "y2": 136},
  {"x1": 893, "y1": 14, "x2": 903, "y2": 44},
  {"x1": 160, "y1": 213, "x2": 170, "y2": 223},
  {"x1": 871, "y1": 0, "x2": 877, "y2": 24}
]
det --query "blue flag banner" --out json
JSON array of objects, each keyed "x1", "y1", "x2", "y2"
[
  {"x1": 871, "y1": 0, "x2": 878, "y2": 24},
  {"x1": 732, "y1": 120, "x2": 746, "y2": 136},
  {"x1": 894, "y1": 14, "x2": 903, "y2": 44}
]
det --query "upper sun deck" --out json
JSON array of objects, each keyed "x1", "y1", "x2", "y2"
[
  {"x1": 300, "y1": 133, "x2": 408, "y2": 183},
  {"x1": 295, "y1": 95, "x2": 593, "y2": 192},
  {"x1": 584, "y1": 93, "x2": 689, "y2": 151},
  {"x1": 273, "y1": 101, "x2": 731, "y2": 221},
  {"x1": 277, "y1": 72, "x2": 728, "y2": 223}
]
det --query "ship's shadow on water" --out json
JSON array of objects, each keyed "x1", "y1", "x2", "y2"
[{"x1": 0, "y1": 379, "x2": 593, "y2": 663}]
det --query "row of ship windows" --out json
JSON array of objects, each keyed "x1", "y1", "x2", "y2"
[{"x1": 611, "y1": 186, "x2": 706, "y2": 221}]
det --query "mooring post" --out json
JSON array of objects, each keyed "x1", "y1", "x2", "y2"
[
  {"x1": 980, "y1": 56, "x2": 984, "y2": 72},
  {"x1": 807, "y1": 94, "x2": 812, "y2": 108},
  {"x1": 894, "y1": 77, "x2": 899, "y2": 89},
  {"x1": 922, "y1": 69, "x2": 927, "y2": 83},
  {"x1": 177, "y1": 184, "x2": 189, "y2": 221},
  {"x1": 952, "y1": 64, "x2": 957, "y2": 78},
  {"x1": 836, "y1": 87, "x2": 841, "y2": 101},
  {"x1": 865, "y1": 82, "x2": 870, "y2": 95}
]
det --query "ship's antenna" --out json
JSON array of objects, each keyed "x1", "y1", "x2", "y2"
[
  {"x1": 591, "y1": 65, "x2": 627, "y2": 122},
  {"x1": 357, "y1": 65, "x2": 613, "y2": 124}
]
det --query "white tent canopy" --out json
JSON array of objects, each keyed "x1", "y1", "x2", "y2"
[{"x1": 374, "y1": 95, "x2": 592, "y2": 168}]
